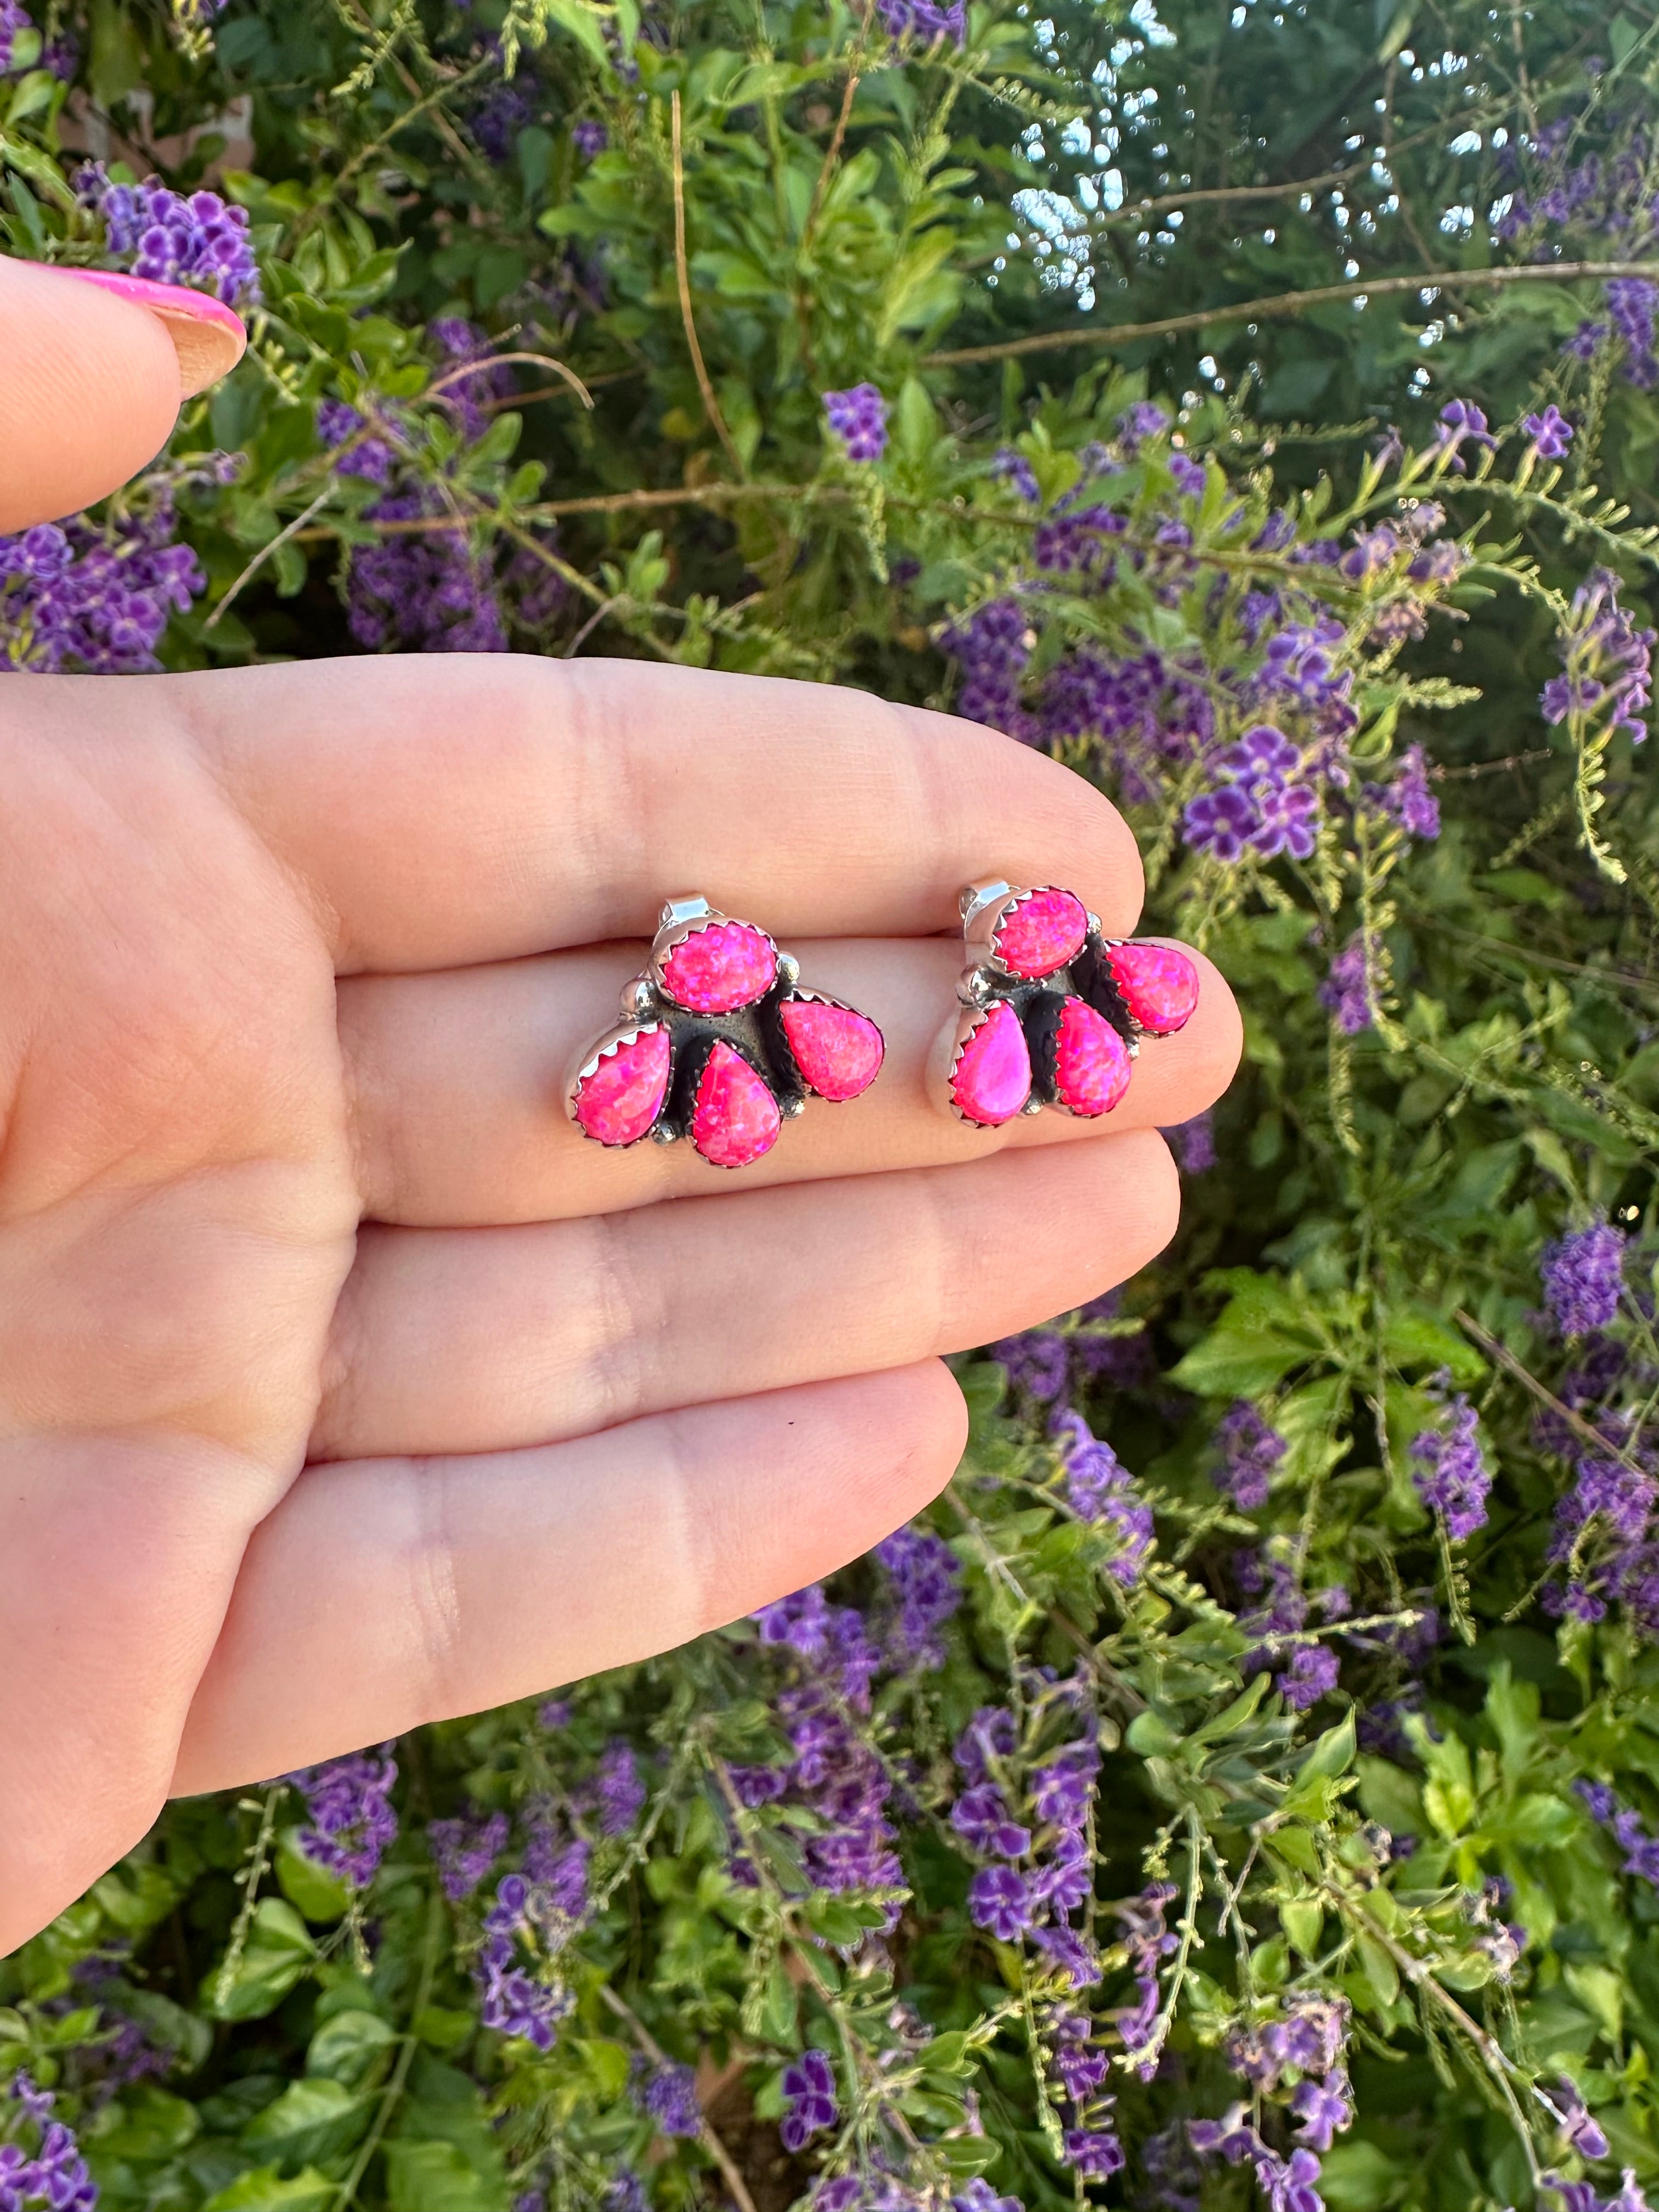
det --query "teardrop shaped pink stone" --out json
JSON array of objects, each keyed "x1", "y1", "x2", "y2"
[
  {"x1": 1053, "y1": 996, "x2": 1131, "y2": 1117},
  {"x1": 778, "y1": 997, "x2": 884, "y2": 1101},
  {"x1": 1105, "y1": 941, "x2": 1200, "y2": 1034},
  {"x1": 661, "y1": 920, "x2": 777, "y2": 1012},
  {"x1": 573, "y1": 1025, "x2": 672, "y2": 1147},
  {"x1": 691, "y1": 1040, "x2": 782, "y2": 1167},
  {"x1": 951, "y1": 1000, "x2": 1031, "y2": 1125},
  {"x1": 994, "y1": 887, "x2": 1088, "y2": 979}
]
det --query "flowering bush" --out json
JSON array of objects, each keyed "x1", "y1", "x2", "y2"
[{"x1": 2, "y1": 4, "x2": 1659, "y2": 2212}]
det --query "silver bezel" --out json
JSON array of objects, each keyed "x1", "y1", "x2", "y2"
[{"x1": 564, "y1": 1017, "x2": 675, "y2": 1147}]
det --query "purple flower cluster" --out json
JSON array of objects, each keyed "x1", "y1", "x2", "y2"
[
  {"x1": 1, "y1": 2075, "x2": 97, "y2": 2212},
  {"x1": 1239, "y1": 1559, "x2": 1344, "y2": 1709},
  {"x1": 1216, "y1": 1402, "x2": 1286, "y2": 1511},
  {"x1": 1109, "y1": 1880, "x2": 1177, "y2": 2078},
  {"x1": 573, "y1": 119, "x2": 609, "y2": 159},
  {"x1": 953, "y1": 1692, "x2": 1106, "y2": 2000},
  {"x1": 874, "y1": 1526, "x2": 961, "y2": 1667},
  {"x1": 76, "y1": 166, "x2": 259, "y2": 306},
  {"x1": 477, "y1": 1861, "x2": 583, "y2": 2049},
  {"x1": 823, "y1": 384, "x2": 889, "y2": 462},
  {"x1": 1545, "y1": 1454, "x2": 1659, "y2": 1633},
  {"x1": 0, "y1": 504, "x2": 205, "y2": 674},
  {"x1": 285, "y1": 1744, "x2": 399, "y2": 1888},
  {"x1": 875, "y1": 0, "x2": 966, "y2": 44},
  {"x1": 1410, "y1": 1392, "x2": 1492, "y2": 1541},
  {"x1": 430, "y1": 317, "x2": 515, "y2": 442},
  {"x1": 1051, "y1": 1409, "x2": 1154, "y2": 1584},
  {"x1": 1542, "y1": 570, "x2": 1654, "y2": 745},
  {"x1": 347, "y1": 498, "x2": 508, "y2": 653},
  {"x1": 318, "y1": 398, "x2": 397, "y2": 484},
  {"x1": 1543, "y1": 1220, "x2": 1628, "y2": 1336},
  {"x1": 1543, "y1": 2171, "x2": 1652, "y2": 2212},
  {"x1": 1189, "y1": 2106, "x2": 1328, "y2": 2212},
  {"x1": 429, "y1": 1808, "x2": 510, "y2": 1901},
  {"x1": 744, "y1": 1583, "x2": 899, "y2": 1898},
  {"x1": 1223, "y1": 1993, "x2": 1348, "y2": 2093},
  {"x1": 592, "y1": 1739, "x2": 646, "y2": 1836},
  {"x1": 640, "y1": 2061, "x2": 701, "y2": 2139},
  {"x1": 1607, "y1": 279, "x2": 1659, "y2": 390},
  {"x1": 780, "y1": 2051, "x2": 837, "y2": 2151},
  {"x1": 1318, "y1": 932, "x2": 1379, "y2": 1036},
  {"x1": 1576, "y1": 1781, "x2": 1659, "y2": 1890},
  {"x1": 1183, "y1": 724, "x2": 1319, "y2": 864}
]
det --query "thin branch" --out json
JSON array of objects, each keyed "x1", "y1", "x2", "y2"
[
  {"x1": 334, "y1": 1882, "x2": 445, "y2": 2210},
  {"x1": 921, "y1": 259, "x2": 1659, "y2": 370},
  {"x1": 599, "y1": 1985, "x2": 760, "y2": 2212},
  {"x1": 205, "y1": 484, "x2": 338, "y2": 632},
  {"x1": 1454, "y1": 1306, "x2": 1650, "y2": 1479},
  {"x1": 429, "y1": 348, "x2": 594, "y2": 410},
  {"x1": 670, "y1": 91, "x2": 745, "y2": 477}
]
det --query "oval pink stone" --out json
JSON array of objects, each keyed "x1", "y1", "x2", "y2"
[
  {"x1": 661, "y1": 919, "x2": 777, "y2": 1012},
  {"x1": 691, "y1": 1040, "x2": 782, "y2": 1167},
  {"x1": 951, "y1": 1000, "x2": 1031, "y2": 1125},
  {"x1": 779, "y1": 996, "x2": 884, "y2": 1102},
  {"x1": 573, "y1": 1025, "x2": 672, "y2": 1147},
  {"x1": 994, "y1": 887, "x2": 1088, "y2": 980},
  {"x1": 1053, "y1": 996, "x2": 1131, "y2": 1118},
  {"x1": 1106, "y1": 941, "x2": 1200, "y2": 1034}
]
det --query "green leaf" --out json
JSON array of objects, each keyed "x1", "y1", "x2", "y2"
[
  {"x1": 1356, "y1": 1933, "x2": 1400, "y2": 2008},
  {"x1": 241, "y1": 2078, "x2": 375, "y2": 2171},
  {"x1": 384, "y1": 2140, "x2": 510, "y2": 2212},
  {"x1": 203, "y1": 2169, "x2": 337, "y2": 2212},
  {"x1": 208, "y1": 1900, "x2": 317, "y2": 2023},
  {"x1": 306, "y1": 2008, "x2": 398, "y2": 2089}
]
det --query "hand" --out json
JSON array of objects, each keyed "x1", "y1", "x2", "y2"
[{"x1": 0, "y1": 260, "x2": 1240, "y2": 1954}]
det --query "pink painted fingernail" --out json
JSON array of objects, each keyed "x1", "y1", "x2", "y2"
[{"x1": 32, "y1": 267, "x2": 247, "y2": 398}]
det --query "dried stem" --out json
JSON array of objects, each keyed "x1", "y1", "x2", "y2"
[
  {"x1": 599, "y1": 1985, "x2": 761, "y2": 2212},
  {"x1": 670, "y1": 91, "x2": 745, "y2": 477},
  {"x1": 922, "y1": 260, "x2": 1659, "y2": 370},
  {"x1": 1454, "y1": 1306, "x2": 1650, "y2": 1480}
]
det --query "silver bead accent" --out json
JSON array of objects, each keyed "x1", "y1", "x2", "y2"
[{"x1": 776, "y1": 952, "x2": 802, "y2": 988}]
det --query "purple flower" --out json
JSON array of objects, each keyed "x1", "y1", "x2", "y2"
[
  {"x1": 1319, "y1": 933, "x2": 1379, "y2": 1036},
  {"x1": 1169, "y1": 452, "x2": 1207, "y2": 497},
  {"x1": 1433, "y1": 398, "x2": 1496, "y2": 471},
  {"x1": 595, "y1": 1739, "x2": 646, "y2": 1836},
  {"x1": 1051, "y1": 1412, "x2": 1154, "y2": 1583},
  {"x1": 992, "y1": 448, "x2": 1040, "y2": 502},
  {"x1": 1118, "y1": 400, "x2": 1171, "y2": 452},
  {"x1": 875, "y1": 1524, "x2": 961, "y2": 1668},
  {"x1": 1544, "y1": 1221, "x2": 1627, "y2": 1336},
  {"x1": 346, "y1": 492, "x2": 508, "y2": 654},
  {"x1": 1387, "y1": 743, "x2": 1441, "y2": 839},
  {"x1": 1542, "y1": 569, "x2": 1653, "y2": 743},
  {"x1": 76, "y1": 166, "x2": 259, "y2": 305},
  {"x1": 1184, "y1": 783, "x2": 1261, "y2": 862},
  {"x1": 1555, "y1": 2078, "x2": 1610, "y2": 2162},
  {"x1": 572, "y1": 119, "x2": 609, "y2": 158},
  {"x1": 1410, "y1": 1392, "x2": 1492, "y2": 1539},
  {"x1": 1290, "y1": 2072, "x2": 1353, "y2": 2152},
  {"x1": 1524, "y1": 405, "x2": 1575, "y2": 459},
  {"x1": 876, "y1": 0, "x2": 966, "y2": 42},
  {"x1": 1061, "y1": 2124, "x2": 1125, "y2": 2179},
  {"x1": 428, "y1": 1808, "x2": 509, "y2": 1900},
  {"x1": 317, "y1": 398, "x2": 396, "y2": 484},
  {"x1": 954, "y1": 1706, "x2": 1017, "y2": 1784},
  {"x1": 969, "y1": 1864, "x2": 1035, "y2": 1940},
  {"x1": 993, "y1": 1329, "x2": 1068, "y2": 1401},
  {"x1": 285, "y1": 1745, "x2": 399, "y2": 1888},
  {"x1": 642, "y1": 2062, "x2": 701, "y2": 2139},
  {"x1": 780, "y1": 2051, "x2": 837, "y2": 2152},
  {"x1": 823, "y1": 383, "x2": 889, "y2": 462},
  {"x1": 951, "y1": 1784, "x2": 1031, "y2": 1858},
  {"x1": 1278, "y1": 1643, "x2": 1339, "y2": 1710},
  {"x1": 1216, "y1": 1400, "x2": 1287, "y2": 1510},
  {"x1": 0, "y1": 0, "x2": 32, "y2": 74},
  {"x1": 1, "y1": 2075, "x2": 98, "y2": 2212},
  {"x1": 1165, "y1": 1110, "x2": 1216, "y2": 1173}
]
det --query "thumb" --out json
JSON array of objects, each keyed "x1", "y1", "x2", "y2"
[{"x1": 0, "y1": 257, "x2": 246, "y2": 532}]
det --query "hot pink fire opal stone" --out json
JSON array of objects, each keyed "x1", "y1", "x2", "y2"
[
  {"x1": 660, "y1": 919, "x2": 777, "y2": 1012},
  {"x1": 691, "y1": 1040, "x2": 782, "y2": 1167},
  {"x1": 1105, "y1": 940, "x2": 1200, "y2": 1034},
  {"x1": 778, "y1": 996, "x2": 884, "y2": 1102},
  {"x1": 951, "y1": 1000, "x2": 1032, "y2": 1125},
  {"x1": 572, "y1": 1025, "x2": 672, "y2": 1147},
  {"x1": 1053, "y1": 996, "x2": 1132, "y2": 1118},
  {"x1": 993, "y1": 887, "x2": 1089, "y2": 979}
]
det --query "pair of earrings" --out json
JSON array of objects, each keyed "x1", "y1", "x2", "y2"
[{"x1": 565, "y1": 884, "x2": 1198, "y2": 1170}]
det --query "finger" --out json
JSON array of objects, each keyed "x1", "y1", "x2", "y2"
[
  {"x1": 172, "y1": 1362, "x2": 968, "y2": 1792},
  {"x1": 0, "y1": 1431, "x2": 263, "y2": 1957},
  {"x1": 0, "y1": 259, "x2": 235, "y2": 531},
  {"x1": 341, "y1": 937, "x2": 1239, "y2": 1225},
  {"x1": 179, "y1": 655, "x2": 1146, "y2": 973},
  {"x1": 313, "y1": 1132, "x2": 1179, "y2": 1460}
]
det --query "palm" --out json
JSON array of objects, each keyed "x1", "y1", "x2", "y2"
[{"x1": 0, "y1": 272, "x2": 1240, "y2": 1957}]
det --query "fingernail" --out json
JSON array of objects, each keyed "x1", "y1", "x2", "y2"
[{"x1": 32, "y1": 267, "x2": 247, "y2": 398}]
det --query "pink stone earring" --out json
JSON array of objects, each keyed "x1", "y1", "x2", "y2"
[
  {"x1": 566, "y1": 896, "x2": 885, "y2": 1169},
  {"x1": 943, "y1": 881, "x2": 1199, "y2": 1128}
]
